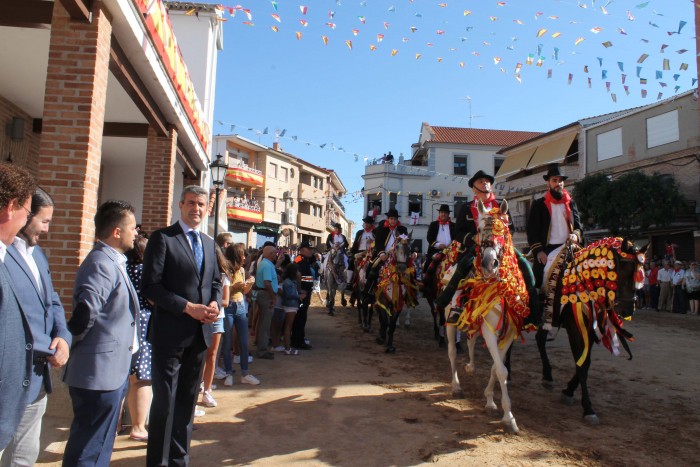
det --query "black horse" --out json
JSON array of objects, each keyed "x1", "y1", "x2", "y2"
[{"x1": 537, "y1": 237, "x2": 646, "y2": 424}]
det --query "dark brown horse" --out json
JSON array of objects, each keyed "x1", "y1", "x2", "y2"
[{"x1": 538, "y1": 237, "x2": 646, "y2": 424}]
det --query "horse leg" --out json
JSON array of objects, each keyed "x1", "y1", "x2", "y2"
[
  {"x1": 327, "y1": 283, "x2": 336, "y2": 315},
  {"x1": 482, "y1": 328, "x2": 518, "y2": 433},
  {"x1": 446, "y1": 324, "x2": 463, "y2": 398},
  {"x1": 403, "y1": 308, "x2": 411, "y2": 329},
  {"x1": 376, "y1": 305, "x2": 387, "y2": 345},
  {"x1": 385, "y1": 311, "x2": 400, "y2": 354},
  {"x1": 465, "y1": 333, "x2": 477, "y2": 374},
  {"x1": 428, "y1": 299, "x2": 440, "y2": 340},
  {"x1": 504, "y1": 346, "x2": 512, "y2": 383},
  {"x1": 536, "y1": 328, "x2": 554, "y2": 388},
  {"x1": 341, "y1": 289, "x2": 347, "y2": 308}
]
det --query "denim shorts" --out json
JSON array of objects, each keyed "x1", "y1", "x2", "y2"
[{"x1": 212, "y1": 317, "x2": 225, "y2": 334}]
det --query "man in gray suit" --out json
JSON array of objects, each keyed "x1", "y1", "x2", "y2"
[
  {"x1": 0, "y1": 164, "x2": 35, "y2": 453},
  {"x1": 62, "y1": 200, "x2": 140, "y2": 467},
  {"x1": 2, "y1": 188, "x2": 71, "y2": 466}
]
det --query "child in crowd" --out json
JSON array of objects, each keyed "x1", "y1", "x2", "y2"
[{"x1": 281, "y1": 263, "x2": 305, "y2": 355}]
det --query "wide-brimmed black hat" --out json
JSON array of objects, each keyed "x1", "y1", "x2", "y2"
[
  {"x1": 543, "y1": 164, "x2": 569, "y2": 181},
  {"x1": 299, "y1": 241, "x2": 315, "y2": 249},
  {"x1": 468, "y1": 170, "x2": 495, "y2": 188},
  {"x1": 384, "y1": 208, "x2": 400, "y2": 218},
  {"x1": 361, "y1": 215, "x2": 375, "y2": 224},
  {"x1": 332, "y1": 222, "x2": 342, "y2": 229},
  {"x1": 438, "y1": 204, "x2": 451, "y2": 213}
]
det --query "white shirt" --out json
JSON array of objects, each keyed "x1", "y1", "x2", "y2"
[
  {"x1": 359, "y1": 231, "x2": 374, "y2": 251},
  {"x1": 385, "y1": 229, "x2": 396, "y2": 252},
  {"x1": 0, "y1": 239, "x2": 7, "y2": 262},
  {"x1": 672, "y1": 269, "x2": 685, "y2": 286},
  {"x1": 178, "y1": 219, "x2": 201, "y2": 253},
  {"x1": 12, "y1": 236, "x2": 42, "y2": 292},
  {"x1": 436, "y1": 223, "x2": 451, "y2": 247},
  {"x1": 657, "y1": 268, "x2": 673, "y2": 283},
  {"x1": 549, "y1": 203, "x2": 570, "y2": 245}
]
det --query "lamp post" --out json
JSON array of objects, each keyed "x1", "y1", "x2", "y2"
[{"x1": 209, "y1": 153, "x2": 228, "y2": 242}]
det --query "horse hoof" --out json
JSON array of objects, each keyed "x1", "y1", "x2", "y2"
[
  {"x1": 451, "y1": 389, "x2": 464, "y2": 399},
  {"x1": 541, "y1": 378, "x2": 554, "y2": 389},
  {"x1": 376, "y1": 337, "x2": 385, "y2": 345},
  {"x1": 583, "y1": 414, "x2": 600, "y2": 426},
  {"x1": 561, "y1": 393, "x2": 575, "y2": 406},
  {"x1": 503, "y1": 419, "x2": 520, "y2": 434},
  {"x1": 385, "y1": 346, "x2": 396, "y2": 354},
  {"x1": 464, "y1": 364, "x2": 475, "y2": 374},
  {"x1": 485, "y1": 402, "x2": 498, "y2": 412}
]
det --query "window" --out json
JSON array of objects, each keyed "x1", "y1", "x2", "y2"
[
  {"x1": 389, "y1": 193, "x2": 398, "y2": 212},
  {"x1": 647, "y1": 110, "x2": 679, "y2": 148},
  {"x1": 269, "y1": 163, "x2": 278, "y2": 179},
  {"x1": 280, "y1": 167, "x2": 288, "y2": 182},
  {"x1": 494, "y1": 157, "x2": 505, "y2": 175},
  {"x1": 408, "y1": 194, "x2": 423, "y2": 216},
  {"x1": 597, "y1": 128, "x2": 623, "y2": 161},
  {"x1": 453, "y1": 155, "x2": 468, "y2": 175},
  {"x1": 319, "y1": 179, "x2": 324, "y2": 190},
  {"x1": 312, "y1": 176, "x2": 318, "y2": 188},
  {"x1": 290, "y1": 168, "x2": 295, "y2": 179},
  {"x1": 267, "y1": 197, "x2": 276, "y2": 213}
]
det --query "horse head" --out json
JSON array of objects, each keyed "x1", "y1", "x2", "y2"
[
  {"x1": 477, "y1": 199, "x2": 509, "y2": 279},
  {"x1": 393, "y1": 232, "x2": 412, "y2": 274},
  {"x1": 612, "y1": 238, "x2": 646, "y2": 317}
]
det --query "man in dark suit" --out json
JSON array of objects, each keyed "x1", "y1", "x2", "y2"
[
  {"x1": 142, "y1": 185, "x2": 222, "y2": 467},
  {"x1": 62, "y1": 200, "x2": 140, "y2": 466},
  {"x1": 362, "y1": 208, "x2": 409, "y2": 299},
  {"x1": 426, "y1": 204, "x2": 455, "y2": 259},
  {"x1": 350, "y1": 216, "x2": 376, "y2": 259},
  {"x1": 3, "y1": 189, "x2": 71, "y2": 466},
  {"x1": 325, "y1": 222, "x2": 349, "y2": 251},
  {"x1": 0, "y1": 164, "x2": 35, "y2": 453}
]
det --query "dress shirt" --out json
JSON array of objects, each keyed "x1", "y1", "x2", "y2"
[
  {"x1": 12, "y1": 236, "x2": 42, "y2": 291},
  {"x1": 672, "y1": 269, "x2": 685, "y2": 286},
  {"x1": 359, "y1": 231, "x2": 373, "y2": 251},
  {"x1": 436, "y1": 224, "x2": 451, "y2": 247},
  {"x1": 657, "y1": 268, "x2": 673, "y2": 283},
  {"x1": 549, "y1": 203, "x2": 570, "y2": 245},
  {"x1": 0, "y1": 239, "x2": 6, "y2": 262},
  {"x1": 178, "y1": 219, "x2": 201, "y2": 252}
]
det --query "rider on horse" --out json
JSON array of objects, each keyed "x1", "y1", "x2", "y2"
[
  {"x1": 422, "y1": 204, "x2": 456, "y2": 294},
  {"x1": 362, "y1": 208, "x2": 409, "y2": 301},
  {"x1": 326, "y1": 222, "x2": 349, "y2": 252},
  {"x1": 348, "y1": 216, "x2": 376, "y2": 305},
  {"x1": 435, "y1": 170, "x2": 537, "y2": 325},
  {"x1": 526, "y1": 164, "x2": 584, "y2": 330}
]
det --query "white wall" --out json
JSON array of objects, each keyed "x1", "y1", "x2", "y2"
[{"x1": 100, "y1": 158, "x2": 146, "y2": 223}]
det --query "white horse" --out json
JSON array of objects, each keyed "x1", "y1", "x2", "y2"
[{"x1": 444, "y1": 199, "x2": 529, "y2": 434}]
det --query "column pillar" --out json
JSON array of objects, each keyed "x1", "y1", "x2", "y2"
[
  {"x1": 38, "y1": 1, "x2": 112, "y2": 304},
  {"x1": 141, "y1": 127, "x2": 178, "y2": 234}
]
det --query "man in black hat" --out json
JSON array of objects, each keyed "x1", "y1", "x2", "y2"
[
  {"x1": 426, "y1": 204, "x2": 455, "y2": 260},
  {"x1": 325, "y1": 222, "x2": 349, "y2": 251},
  {"x1": 291, "y1": 241, "x2": 316, "y2": 350},
  {"x1": 362, "y1": 208, "x2": 408, "y2": 299},
  {"x1": 348, "y1": 216, "x2": 376, "y2": 306},
  {"x1": 527, "y1": 164, "x2": 583, "y2": 290}
]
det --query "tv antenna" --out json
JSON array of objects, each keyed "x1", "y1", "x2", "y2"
[{"x1": 462, "y1": 96, "x2": 485, "y2": 128}]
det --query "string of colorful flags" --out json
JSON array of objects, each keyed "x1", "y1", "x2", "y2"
[{"x1": 200, "y1": 1, "x2": 695, "y2": 101}]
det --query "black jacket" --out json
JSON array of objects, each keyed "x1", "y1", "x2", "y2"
[
  {"x1": 526, "y1": 196, "x2": 583, "y2": 257},
  {"x1": 426, "y1": 220, "x2": 456, "y2": 254},
  {"x1": 371, "y1": 223, "x2": 409, "y2": 257},
  {"x1": 325, "y1": 232, "x2": 349, "y2": 250},
  {"x1": 351, "y1": 228, "x2": 375, "y2": 256}
]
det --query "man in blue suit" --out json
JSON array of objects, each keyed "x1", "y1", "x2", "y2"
[
  {"x1": 142, "y1": 185, "x2": 222, "y2": 467},
  {"x1": 0, "y1": 164, "x2": 36, "y2": 453},
  {"x1": 2, "y1": 188, "x2": 71, "y2": 466},
  {"x1": 62, "y1": 200, "x2": 140, "y2": 467}
]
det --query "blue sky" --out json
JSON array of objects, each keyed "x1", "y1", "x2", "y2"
[{"x1": 213, "y1": 0, "x2": 697, "y2": 226}]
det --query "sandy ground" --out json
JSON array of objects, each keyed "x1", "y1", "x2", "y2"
[{"x1": 37, "y1": 296, "x2": 700, "y2": 466}]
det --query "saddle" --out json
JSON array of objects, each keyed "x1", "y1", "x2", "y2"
[{"x1": 542, "y1": 243, "x2": 581, "y2": 329}]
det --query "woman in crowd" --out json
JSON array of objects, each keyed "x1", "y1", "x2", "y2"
[
  {"x1": 125, "y1": 234, "x2": 152, "y2": 441},
  {"x1": 200, "y1": 249, "x2": 232, "y2": 407},
  {"x1": 280, "y1": 262, "x2": 304, "y2": 355},
  {"x1": 684, "y1": 261, "x2": 700, "y2": 315},
  {"x1": 223, "y1": 243, "x2": 260, "y2": 385}
]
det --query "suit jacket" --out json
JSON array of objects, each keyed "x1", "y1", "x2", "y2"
[
  {"x1": 371, "y1": 223, "x2": 409, "y2": 258},
  {"x1": 426, "y1": 220, "x2": 456, "y2": 257},
  {"x1": 526, "y1": 196, "x2": 583, "y2": 257},
  {"x1": 63, "y1": 242, "x2": 139, "y2": 391},
  {"x1": 350, "y1": 228, "x2": 374, "y2": 256},
  {"x1": 5, "y1": 244, "x2": 71, "y2": 401},
  {"x1": 141, "y1": 222, "x2": 222, "y2": 349},
  {"x1": 325, "y1": 232, "x2": 348, "y2": 250},
  {"x1": 0, "y1": 260, "x2": 33, "y2": 450}
]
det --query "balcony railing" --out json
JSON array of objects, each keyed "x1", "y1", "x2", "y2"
[
  {"x1": 226, "y1": 162, "x2": 264, "y2": 187},
  {"x1": 226, "y1": 198, "x2": 263, "y2": 223},
  {"x1": 332, "y1": 194, "x2": 345, "y2": 212}
]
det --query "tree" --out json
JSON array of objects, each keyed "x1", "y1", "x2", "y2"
[{"x1": 572, "y1": 171, "x2": 685, "y2": 239}]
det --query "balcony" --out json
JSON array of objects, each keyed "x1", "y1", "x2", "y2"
[
  {"x1": 298, "y1": 212, "x2": 325, "y2": 232},
  {"x1": 364, "y1": 161, "x2": 431, "y2": 178},
  {"x1": 300, "y1": 183, "x2": 324, "y2": 202},
  {"x1": 332, "y1": 194, "x2": 346, "y2": 213},
  {"x1": 226, "y1": 198, "x2": 263, "y2": 223},
  {"x1": 226, "y1": 162, "x2": 264, "y2": 188}
]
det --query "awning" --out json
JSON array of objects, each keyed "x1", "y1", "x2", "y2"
[
  {"x1": 495, "y1": 146, "x2": 537, "y2": 178},
  {"x1": 526, "y1": 132, "x2": 577, "y2": 170}
]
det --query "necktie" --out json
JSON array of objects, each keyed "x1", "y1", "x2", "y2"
[{"x1": 189, "y1": 231, "x2": 203, "y2": 274}]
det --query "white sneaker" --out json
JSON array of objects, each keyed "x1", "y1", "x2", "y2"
[
  {"x1": 195, "y1": 409, "x2": 205, "y2": 417},
  {"x1": 214, "y1": 368, "x2": 227, "y2": 380},
  {"x1": 202, "y1": 390, "x2": 217, "y2": 407},
  {"x1": 241, "y1": 374, "x2": 260, "y2": 385},
  {"x1": 224, "y1": 375, "x2": 234, "y2": 387},
  {"x1": 304, "y1": 338, "x2": 311, "y2": 345},
  {"x1": 273, "y1": 345, "x2": 286, "y2": 352}
]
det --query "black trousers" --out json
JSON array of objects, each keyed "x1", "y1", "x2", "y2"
[
  {"x1": 291, "y1": 294, "x2": 311, "y2": 348},
  {"x1": 147, "y1": 333, "x2": 207, "y2": 467}
]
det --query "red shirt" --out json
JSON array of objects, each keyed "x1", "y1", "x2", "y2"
[{"x1": 648, "y1": 266, "x2": 659, "y2": 286}]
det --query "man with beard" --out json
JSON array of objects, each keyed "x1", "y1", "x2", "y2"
[{"x1": 526, "y1": 164, "x2": 583, "y2": 290}]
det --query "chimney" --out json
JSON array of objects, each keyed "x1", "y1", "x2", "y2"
[{"x1": 273, "y1": 142, "x2": 279, "y2": 151}]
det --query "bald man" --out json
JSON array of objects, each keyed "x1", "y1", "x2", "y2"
[{"x1": 254, "y1": 246, "x2": 279, "y2": 360}]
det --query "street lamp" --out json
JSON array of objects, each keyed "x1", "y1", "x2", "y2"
[{"x1": 209, "y1": 153, "x2": 228, "y2": 242}]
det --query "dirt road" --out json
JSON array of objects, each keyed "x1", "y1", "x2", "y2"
[{"x1": 38, "y1": 298, "x2": 700, "y2": 466}]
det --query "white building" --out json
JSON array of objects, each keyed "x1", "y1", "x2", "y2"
[{"x1": 362, "y1": 122, "x2": 541, "y2": 253}]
